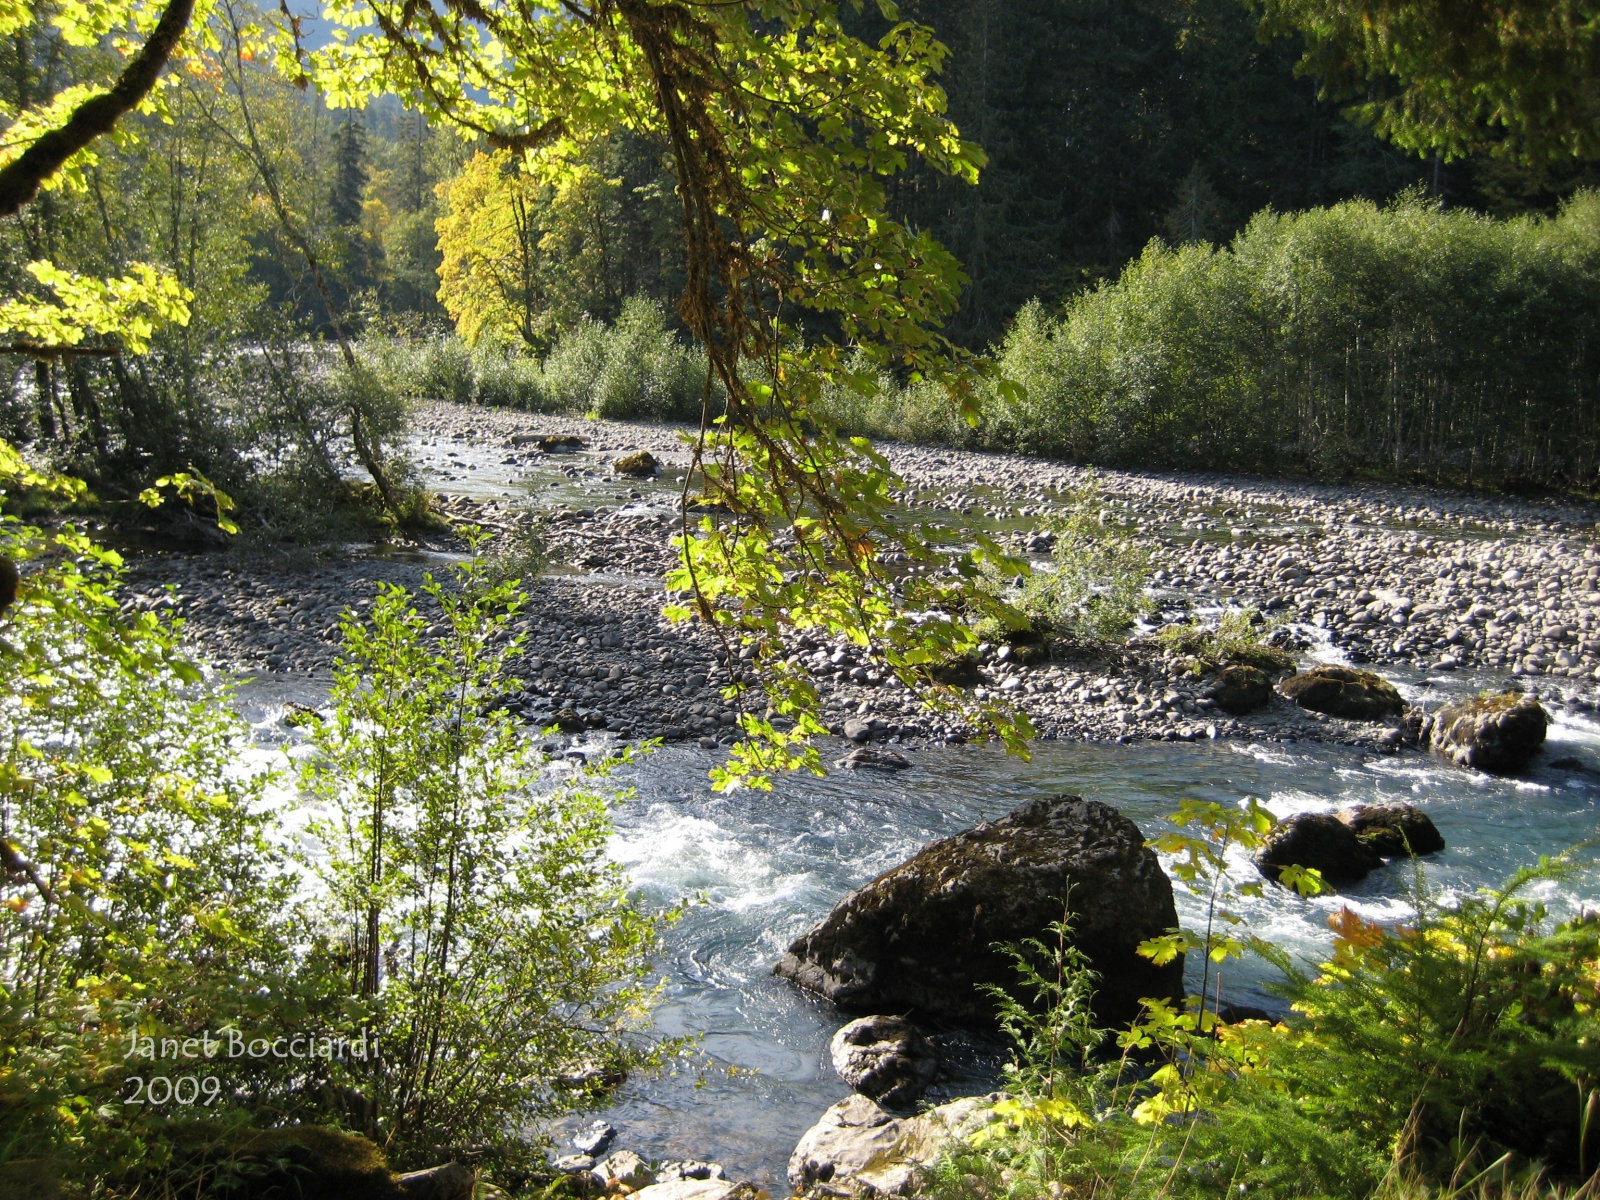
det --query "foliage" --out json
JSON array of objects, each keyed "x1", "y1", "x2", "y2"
[
  {"x1": 930, "y1": 813, "x2": 1599, "y2": 1200},
  {"x1": 0, "y1": 260, "x2": 192, "y2": 355},
  {"x1": 1258, "y1": 0, "x2": 1600, "y2": 165},
  {"x1": 834, "y1": 192, "x2": 1600, "y2": 491},
  {"x1": 1157, "y1": 608, "x2": 1296, "y2": 675},
  {"x1": 297, "y1": 550, "x2": 673, "y2": 1169},
  {"x1": 1009, "y1": 472, "x2": 1152, "y2": 644},
  {"x1": 1262, "y1": 865, "x2": 1600, "y2": 1177},
  {"x1": 436, "y1": 138, "x2": 680, "y2": 353},
  {"x1": 0, "y1": 508, "x2": 296, "y2": 1189}
]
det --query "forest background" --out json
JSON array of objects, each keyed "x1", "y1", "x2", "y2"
[{"x1": 10, "y1": 0, "x2": 1600, "y2": 530}]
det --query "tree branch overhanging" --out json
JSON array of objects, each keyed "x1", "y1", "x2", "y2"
[{"x1": 0, "y1": 0, "x2": 197, "y2": 218}]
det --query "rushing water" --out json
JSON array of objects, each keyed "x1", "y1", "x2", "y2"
[{"x1": 223, "y1": 431, "x2": 1600, "y2": 1184}]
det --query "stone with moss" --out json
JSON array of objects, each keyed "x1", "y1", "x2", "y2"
[
  {"x1": 144, "y1": 1124, "x2": 406, "y2": 1200},
  {"x1": 1278, "y1": 664, "x2": 1403, "y2": 720},
  {"x1": 1428, "y1": 691, "x2": 1548, "y2": 773},
  {"x1": 1202, "y1": 663, "x2": 1273, "y2": 715},
  {"x1": 612, "y1": 450, "x2": 660, "y2": 477}
]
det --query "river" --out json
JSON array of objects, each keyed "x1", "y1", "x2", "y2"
[{"x1": 222, "y1": 420, "x2": 1600, "y2": 1187}]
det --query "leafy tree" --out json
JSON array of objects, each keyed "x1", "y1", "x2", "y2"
[
  {"x1": 1258, "y1": 0, "x2": 1600, "y2": 163},
  {"x1": 309, "y1": 0, "x2": 1040, "y2": 777}
]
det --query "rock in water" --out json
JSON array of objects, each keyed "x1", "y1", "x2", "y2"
[
  {"x1": 788, "y1": 1093, "x2": 1004, "y2": 1197},
  {"x1": 1202, "y1": 664, "x2": 1273, "y2": 715},
  {"x1": 612, "y1": 450, "x2": 659, "y2": 477},
  {"x1": 538, "y1": 434, "x2": 586, "y2": 452},
  {"x1": 835, "y1": 747, "x2": 911, "y2": 771},
  {"x1": 774, "y1": 796, "x2": 1183, "y2": 1027},
  {"x1": 1279, "y1": 664, "x2": 1403, "y2": 720},
  {"x1": 830, "y1": 1015, "x2": 938, "y2": 1109},
  {"x1": 1428, "y1": 691, "x2": 1548, "y2": 772},
  {"x1": 1336, "y1": 803, "x2": 1445, "y2": 857},
  {"x1": 1256, "y1": 812, "x2": 1383, "y2": 887}
]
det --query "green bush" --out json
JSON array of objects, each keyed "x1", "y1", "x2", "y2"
[
  {"x1": 929, "y1": 819, "x2": 1600, "y2": 1200},
  {"x1": 297, "y1": 551, "x2": 674, "y2": 1169},
  {"x1": 821, "y1": 192, "x2": 1600, "y2": 491},
  {"x1": 543, "y1": 296, "x2": 704, "y2": 421}
]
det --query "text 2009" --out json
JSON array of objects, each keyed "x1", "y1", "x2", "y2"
[{"x1": 123, "y1": 1076, "x2": 223, "y2": 1105}]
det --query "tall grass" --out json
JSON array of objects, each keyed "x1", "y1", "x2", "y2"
[{"x1": 825, "y1": 191, "x2": 1600, "y2": 492}]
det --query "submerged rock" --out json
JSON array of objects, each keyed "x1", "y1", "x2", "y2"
[
  {"x1": 830, "y1": 1015, "x2": 939, "y2": 1109},
  {"x1": 1279, "y1": 664, "x2": 1404, "y2": 720},
  {"x1": 1428, "y1": 691, "x2": 1548, "y2": 772},
  {"x1": 1336, "y1": 802, "x2": 1445, "y2": 857},
  {"x1": 1202, "y1": 663, "x2": 1273, "y2": 715},
  {"x1": 788, "y1": 1093, "x2": 1004, "y2": 1197},
  {"x1": 774, "y1": 795, "x2": 1183, "y2": 1028},
  {"x1": 1256, "y1": 812, "x2": 1383, "y2": 888}
]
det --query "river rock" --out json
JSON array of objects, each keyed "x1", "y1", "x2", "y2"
[
  {"x1": 658, "y1": 1162, "x2": 728, "y2": 1183},
  {"x1": 613, "y1": 450, "x2": 659, "y2": 477},
  {"x1": 632, "y1": 1181, "x2": 737, "y2": 1200},
  {"x1": 1279, "y1": 664, "x2": 1404, "y2": 720},
  {"x1": 774, "y1": 795, "x2": 1183, "y2": 1027},
  {"x1": 830, "y1": 1015, "x2": 939, "y2": 1109},
  {"x1": 598, "y1": 1151, "x2": 655, "y2": 1189},
  {"x1": 1336, "y1": 803, "x2": 1445, "y2": 857},
  {"x1": 836, "y1": 747, "x2": 911, "y2": 771},
  {"x1": 1202, "y1": 664, "x2": 1272, "y2": 715},
  {"x1": 1256, "y1": 812, "x2": 1384, "y2": 888},
  {"x1": 1428, "y1": 691, "x2": 1549, "y2": 772},
  {"x1": 538, "y1": 434, "x2": 586, "y2": 452},
  {"x1": 398, "y1": 1163, "x2": 474, "y2": 1200},
  {"x1": 788, "y1": 1092, "x2": 1004, "y2": 1197}
]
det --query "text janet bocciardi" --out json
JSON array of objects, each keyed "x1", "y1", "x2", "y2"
[{"x1": 124, "y1": 1027, "x2": 379, "y2": 1062}]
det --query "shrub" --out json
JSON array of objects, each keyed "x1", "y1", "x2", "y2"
[
  {"x1": 0, "y1": 512, "x2": 297, "y2": 1189},
  {"x1": 1156, "y1": 607, "x2": 1296, "y2": 675},
  {"x1": 297, "y1": 551, "x2": 673, "y2": 1169},
  {"x1": 543, "y1": 297, "x2": 704, "y2": 421},
  {"x1": 1006, "y1": 472, "x2": 1152, "y2": 644}
]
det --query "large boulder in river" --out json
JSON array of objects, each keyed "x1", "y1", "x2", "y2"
[
  {"x1": 774, "y1": 796, "x2": 1182, "y2": 1028},
  {"x1": 830, "y1": 1015, "x2": 938, "y2": 1110},
  {"x1": 788, "y1": 1093, "x2": 1003, "y2": 1197},
  {"x1": 1202, "y1": 664, "x2": 1273, "y2": 715},
  {"x1": 1428, "y1": 691, "x2": 1548, "y2": 772},
  {"x1": 1336, "y1": 802, "x2": 1444, "y2": 858},
  {"x1": 1256, "y1": 812, "x2": 1383, "y2": 888},
  {"x1": 1279, "y1": 664, "x2": 1403, "y2": 720}
]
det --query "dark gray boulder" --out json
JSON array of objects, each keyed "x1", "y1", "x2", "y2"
[
  {"x1": 1336, "y1": 802, "x2": 1445, "y2": 858},
  {"x1": 1428, "y1": 692, "x2": 1548, "y2": 772},
  {"x1": 1279, "y1": 664, "x2": 1403, "y2": 720},
  {"x1": 774, "y1": 796, "x2": 1182, "y2": 1028},
  {"x1": 1203, "y1": 664, "x2": 1273, "y2": 715},
  {"x1": 829, "y1": 1015, "x2": 938, "y2": 1109},
  {"x1": 1256, "y1": 812, "x2": 1383, "y2": 888}
]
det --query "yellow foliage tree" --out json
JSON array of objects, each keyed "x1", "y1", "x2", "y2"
[
  {"x1": 435, "y1": 150, "x2": 549, "y2": 349},
  {"x1": 435, "y1": 149, "x2": 628, "y2": 350}
]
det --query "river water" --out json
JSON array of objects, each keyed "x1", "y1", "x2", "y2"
[{"x1": 230, "y1": 430, "x2": 1600, "y2": 1186}]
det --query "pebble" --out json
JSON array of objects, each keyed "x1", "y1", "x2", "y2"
[{"x1": 120, "y1": 402, "x2": 1599, "y2": 754}]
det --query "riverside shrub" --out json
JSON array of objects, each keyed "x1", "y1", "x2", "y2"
[
  {"x1": 827, "y1": 192, "x2": 1600, "y2": 491},
  {"x1": 931, "y1": 841, "x2": 1600, "y2": 1200}
]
